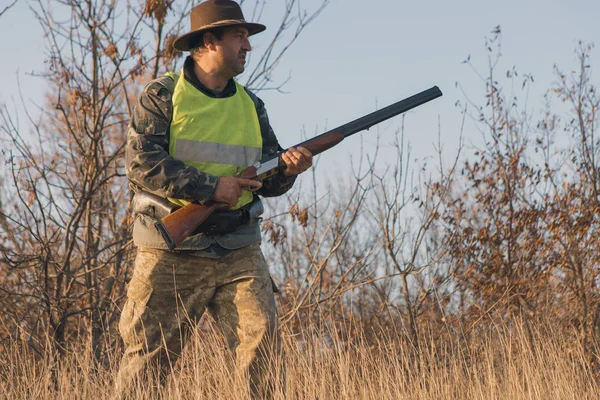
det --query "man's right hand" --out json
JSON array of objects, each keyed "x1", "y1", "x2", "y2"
[{"x1": 212, "y1": 176, "x2": 262, "y2": 208}]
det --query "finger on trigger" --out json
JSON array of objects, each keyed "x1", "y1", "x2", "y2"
[
  {"x1": 241, "y1": 178, "x2": 262, "y2": 188},
  {"x1": 250, "y1": 178, "x2": 262, "y2": 188}
]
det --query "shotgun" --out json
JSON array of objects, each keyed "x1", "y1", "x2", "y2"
[{"x1": 155, "y1": 86, "x2": 443, "y2": 250}]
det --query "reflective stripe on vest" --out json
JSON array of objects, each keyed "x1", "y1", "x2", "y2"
[{"x1": 166, "y1": 71, "x2": 262, "y2": 209}]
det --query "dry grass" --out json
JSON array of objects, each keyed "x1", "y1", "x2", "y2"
[{"x1": 1, "y1": 322, "x2": 598, "y2": 399}]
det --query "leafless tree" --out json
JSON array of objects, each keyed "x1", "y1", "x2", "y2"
[
  {"x1": 0, "y1": 0, "x2": 18, "y2": 18},
  {"x1": 433, "y1": 30, "x2": 600, "y2": 356},
  {"x1": 260, "y1": 125, "x2": 459, "y2": 349},
  {"x1": 263, "y1": 151, "x2": 379, "y2": 333},
  {"x1": 436, "y1": 30, "x2": 553, "y2": 336},
  {"x1": 541, "y1": 42, "x2": 600, "y2": 350},
  {"x1": 367, "y1": 122, "x2": 460, "y2": 348}
]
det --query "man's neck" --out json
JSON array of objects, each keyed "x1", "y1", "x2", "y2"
[
  {"x1": 193, "y1": 59, "x2": 230, "y2": 92},
  {"x1": 183, "y1": 56, "x2": 237, "y2": 98}
]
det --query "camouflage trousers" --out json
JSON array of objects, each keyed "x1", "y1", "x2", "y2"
[{"x1": 115, "y1": 244, "x2": 282, "y2": 398}]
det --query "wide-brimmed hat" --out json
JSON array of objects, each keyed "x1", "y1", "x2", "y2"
[{"x1": 173, "y1": 0, "x2": 266, "y2": 51}]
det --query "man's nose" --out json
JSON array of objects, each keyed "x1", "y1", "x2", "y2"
[{"x1": 243, "y1": 38, "x2": 251, "y2": 51}]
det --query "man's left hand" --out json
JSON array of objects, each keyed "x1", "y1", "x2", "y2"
[{"x1": 281, "y1": 146, "x2": 313, "y2": 177}]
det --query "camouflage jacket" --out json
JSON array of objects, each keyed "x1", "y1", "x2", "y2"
[{"x1": 126, "y1": 56, "x2": 296, "y2": 255}]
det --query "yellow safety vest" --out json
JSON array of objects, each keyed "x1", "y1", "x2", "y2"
[{"x1": 165, "y1": 71, "x2": 262, "y2": 209}]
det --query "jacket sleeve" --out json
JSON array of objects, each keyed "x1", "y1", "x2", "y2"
[
  {"x1": 246, "y1": 89, "x2": 297, "y2": 198},
  {"x1": 125, "y1": 77, "x2": 219, "y2": 204}
]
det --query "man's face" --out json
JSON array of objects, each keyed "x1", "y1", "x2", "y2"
[{"x1": 213, "y1": 26, "x2": 251, "y2": 78}]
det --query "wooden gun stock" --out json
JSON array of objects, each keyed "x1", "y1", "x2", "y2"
[
  {"x1": 155, "y1": 201, "x2": 230, "y2": 251},
  {"x1": 154, "y1": 164, "x2": 261, "y2": 251},
  {"x1": 154, "y1": 86, "x2": 443, "y2": 250}
]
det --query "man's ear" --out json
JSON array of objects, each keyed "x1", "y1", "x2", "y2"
[{"x1": 203, "y1": 32, "x2": 217, "y2": 51}]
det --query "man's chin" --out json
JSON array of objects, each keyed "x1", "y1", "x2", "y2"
[{"x1": 233, "y1": 65, "x2": 245, "y2": 76}]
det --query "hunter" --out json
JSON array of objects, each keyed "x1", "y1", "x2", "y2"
[{"x1": 115, "y1": 0, "x2": 312, "y2": 397}]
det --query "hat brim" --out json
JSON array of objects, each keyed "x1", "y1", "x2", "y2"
[{"x1": 173, "y1": 21, "x2": 266, "y2": 51}]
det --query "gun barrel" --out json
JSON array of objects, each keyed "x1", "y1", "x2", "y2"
[{"x1": 297, "y1": 86, "x2": 443, "y2": 146}]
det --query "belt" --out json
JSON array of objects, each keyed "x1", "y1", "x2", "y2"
[{"x1": 131, "y1": 190, "x2": 264, "y2": 235}]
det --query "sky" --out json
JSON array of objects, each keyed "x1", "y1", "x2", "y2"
[{"x1": 1, "y1": 0, "x2": 598, "y2": 185}]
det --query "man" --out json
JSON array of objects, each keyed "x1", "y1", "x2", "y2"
[{"x1": 116, "y1": 0, "x2": 312, "y2": 396}]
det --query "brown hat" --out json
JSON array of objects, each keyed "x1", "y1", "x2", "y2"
[{"x1": 173, "y1": 0, "x2": 266, "y2": 51}]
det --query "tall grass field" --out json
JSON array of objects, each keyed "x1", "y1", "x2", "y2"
[{"x1": 1, "y1": 322, "x2": 599, "y2": 399}]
